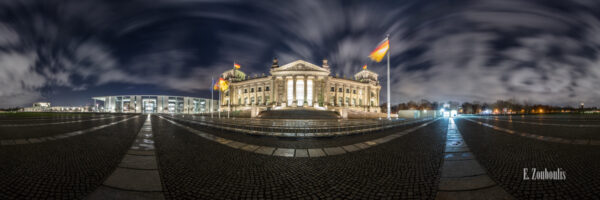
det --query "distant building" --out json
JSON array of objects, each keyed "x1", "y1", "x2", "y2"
[
  {"x1": 219, "y1": 59, "x2": 381, "y2": 113},
  {"x1": 92, "y1": 95, "x2": 218, "y2": 114},
  {"x1": 22, "y1": 102, "x2": 51, "y2": 112}
]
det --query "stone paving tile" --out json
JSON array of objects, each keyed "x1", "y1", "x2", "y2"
[
  {"x1": 254, "y1": 146, "x2": 276, "y2": 155},
  {"x1": 240, "y1": 144, "x2": 261, "y2": 152},
  {"x1": 119, "y1": 155, "x2": 158, "y2": 170},
  {"x1": 294, "y1": 149, "x2": 309, "y2": 157},
  {"x1": 438, "y1": 175, "x2": 496, "y2": 191},
  {"x1": 322, "y1": 147, "x2": 346, "y2": 156},
  {"x1": 273, "y1": 148, "x2": 295, "y2": 157},
  {"x1": 341, "y1": 144, "x2": 360, "y2": 152},
  {"x1": 103, "y1": 168, "x2": 162, "y2": 192},
  {"x1": 307, "y1": 148, "x2": 326, "y2": 157},
  {"x1": 88, "y1": 186, "x2": 165, "y2": 200}
]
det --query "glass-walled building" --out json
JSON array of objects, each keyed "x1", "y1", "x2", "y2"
[{"x1": 92, "y1": 95, "x2": 219, "y2": 114}]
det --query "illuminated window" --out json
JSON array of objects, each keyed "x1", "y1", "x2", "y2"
[
  {"x1": 251, "y1": 97, "x2": 255, "y2": 104},
  {"x1": 287, "y1": 79, "x2": 293, "y2": 106},
  {"x1": 338, "y1": 97, "x2": 342, "y2": 105},
  {"x1": 296, "y1": 79, "x2": 304, "y2": 106},
  {"x1": 359, "y1": 99, "x2": 362, "y2": 106},
  {"x1": 258, "y1": 96, "x2": 262, "y2": 104},
  {"x1": 307, "y1": 79, "x2": 313, "y2": 106}
]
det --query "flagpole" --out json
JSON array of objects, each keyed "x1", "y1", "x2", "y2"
[
  {"x1": 386, "y1": 34, "x2": 391, "y2": 120},
  {"x1": 229, "y1": 61, "x2": 235, "y2": 119},
  {"x1": 218, "y1": 89, "x2": 221, "y2": 118},
  {"x1": 211, "y1": 77, "x2": 214, "y2": 118}
]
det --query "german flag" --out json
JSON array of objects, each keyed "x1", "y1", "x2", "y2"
[
  {"x1": 368, "y1": 38, "x2": 389, "y2": 63},
  {"x1": 362, "y1": 65, "x2": 367, "y2": 70},
  {"x1": 234, "y1": 63, "x2": 241, "y2": 69},
  {"x1": 218, "y1": 77, "x2": 229, "y2": 91}
]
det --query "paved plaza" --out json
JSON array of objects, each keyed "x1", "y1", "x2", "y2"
[{"x1": 0, "y1": 113, "x2": 599, "y2": 199}]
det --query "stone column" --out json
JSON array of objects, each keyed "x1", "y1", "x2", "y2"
[
  {"x1": 303, "y1": 77, "x2": 307, "y2": 107},
  {"x1": 293, "y1": 76, "x2": 297, "y2": 107}
]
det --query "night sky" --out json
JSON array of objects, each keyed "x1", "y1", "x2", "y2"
[{"x1": 1, "y1": 0, "x2": 600, "y2": 107}]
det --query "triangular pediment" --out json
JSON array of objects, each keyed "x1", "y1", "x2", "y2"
[{"x1": 271, "y1": 60, "x2": 330, "y2": 73}]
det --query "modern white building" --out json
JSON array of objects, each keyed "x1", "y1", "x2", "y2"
[{"x1": 92, "y1": 95, "x2": 219, "y2": 114}]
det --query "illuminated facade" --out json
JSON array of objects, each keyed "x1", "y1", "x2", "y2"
[
  {"x1": 92, "y1": 95, "x2": 218, "y2": 114},
  {"x1": 219, "y1": 59, "x2": 381, "y2": 113}
]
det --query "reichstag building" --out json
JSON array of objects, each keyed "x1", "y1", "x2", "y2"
[{"x1": 220, "y1": 59, "x2": 381, "y2": 113}]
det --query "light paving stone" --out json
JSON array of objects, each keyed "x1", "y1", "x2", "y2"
[
  {"x1": 444, "y1": 152, "x2": 475, "y2": 161},
  {"x1": 341, "y1": 145, "x2": 360, "y2": 152},
  {"x1": 0, "y1": 140, "x2": 16, "y2": 145},
  {"x1": 323, "y1": 147, "x2": 346, "y2": 156},
  {"x1": 353, "y1": 143, "x2": 370, "y2": 149},
  {"x1": 438, "y1": 175, "x2": 496, "y2": 191},
  {"x1": 445, "y1": 146, "x2": 470, "y2": 153},
  {"x1": 294, "y1": 149, "x2": 309, "y2": 157},
  {"x1": 127, "y1": 150, "x2": 156, "y2": 156},
  {"x1": 273, "y1": 148, "x2": 295, "y2": 157},
  {"x1": 240, "y1": 144, "x2": 260, "y2": 152},
  {"x1": 307, "y1": 148, "x2": 326, "y2": 157},
  {"x1": 119, "y1": 155, "x2": 158, "y2": 170},
  {"x1": 436, "y1": 185, "x2": 514, "y2": 200},
  {"x1": 13, "y1": 139, "x2": 29, "y2": 144},
  {"x1": 364, "y1": 141, "x2": 378, "y2": 146},
  {"x1": 225, "y1": 141, "x2": 247, "y2": 149},
  {"x1": 103, "y1": 168, "x2": 162, "y2": 192},
  {"x1": 28, "y1": 138, "x2": 43, "y2": 143},
  {"x1": 254, "y1": 146, "x2": 276, "y2": 155},
  {"x1": 441, "y1": 159, "x2": 486, "y2": 178},
  {"x1": 88, "y1": 186, "x2": 165, "y2": 200}
]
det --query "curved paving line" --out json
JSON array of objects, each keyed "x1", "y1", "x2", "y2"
[
  {"x1": 478, "y1": 117, "x2": 600, "y2": 127},
  {"x1": 0, "y1": 116, "x2": 140, "y2": 146},
  {"x1": 463, "y1": 118, "x2": 600, "y2": 146},
  {"x1": 0, "y1": 116, "x2": 122, "y2": 127},
  {"x1": 435, "y1": 118, "x2": 514, "y2": 199},
  {"x1": 162, "y1": 115, "x2": 433, "y2": 138},
  {"x1": 88, "y1": 115, "x2": 165, "y2": 200},
  {"x1": 160, "y1": 115, "x2": 439, "y2": 158}
]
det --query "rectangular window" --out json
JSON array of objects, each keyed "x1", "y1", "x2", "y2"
[
  {"x1": 258, "y1": 96, "x2": 262, "y2": 104},
  {"x1": 353, "y1": 90, "x2": 356, "y2": 94},
  {"x1": 251, "y1": 88, "x2": 254, "y2": 93},
  {"x1": 338, "y1": 88, "x2": 342, "y2": 92},
  {"x1": 265, "y1": 96, "x2": 270, "y2": 104},
  {"x1": 244, "y1": 89, "x2": 248, "y2": 93},
  {"x1": 251, "y1": 97, "x2": 255, "y2": 104},
  {"x1": 346, "y1": 89, "x2": 350, "y2": 93},
  {"x1": 265, "y1": 86, "x2": 270, "y2": 91},
  {"x1": 258, "y1": 87, "x2": 262, "y2": 92},
  {"x1": 287, "y1": 79, "x2": 293, "y2": 106},
  {"x1": 331, "y1": 87, "x2": 334, "y2": 92},
  {"x1": 307, "y1": 79, "x2": 313, "y2": 106},
  {"x1": 296, "y1": 79, "x2": 304, "y2": 106}
]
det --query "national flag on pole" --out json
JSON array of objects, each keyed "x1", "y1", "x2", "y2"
[
  {"x1": 213, "y1": 82, "x2": 219, "y2": 91},
  {"x1": 362, "y1": 65, "x2": 367, "y2": 70},
  {"x1": 368, "y1": 38, "x2": 389, "y2": 63},
  {"x1": 218, "y1": 77, "x2": 229, "y2": 91},
  {"x1": 234, "y1": 63, "x2": 241, "y2": 69}
]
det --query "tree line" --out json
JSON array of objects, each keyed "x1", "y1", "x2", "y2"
[{"x1": 381, "y1": 99, "x2": 596, "y2": 114}]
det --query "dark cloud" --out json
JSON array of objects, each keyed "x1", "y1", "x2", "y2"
[{"x1": 1, "y1": 0, "x2": 600, "y2": 107}]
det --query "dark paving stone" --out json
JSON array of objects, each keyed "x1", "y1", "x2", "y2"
[
  {"x1": 0, "y1": 114, "x2": 143, "y2": 199},
  {"x1": 455, "y1": 118, "x2": 600, "y2": 199},
  {"x1": 152, "y1": 115, "x2": 447, "y2": 199}
]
